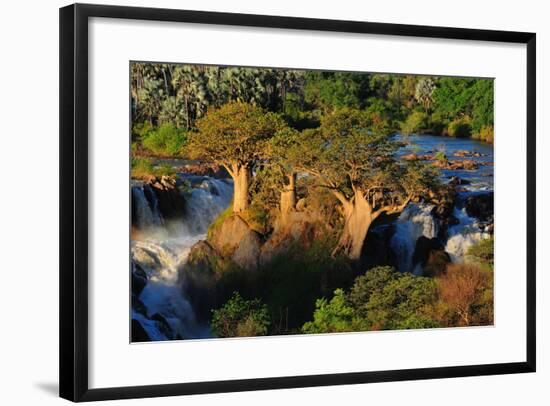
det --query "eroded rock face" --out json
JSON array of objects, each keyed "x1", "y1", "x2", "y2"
[
  {"x1": 181, "y1": 240, "x2": 220, "y2": 321},
  {"x1": 232, "y1": 231, "x2": 262, "y2": 271},
  {"x1": 259, "y1": 212, "x2": 322, "y2": 267},
  {"x1": 209, "y1": 215, "x2": 252, "y2": 256}
]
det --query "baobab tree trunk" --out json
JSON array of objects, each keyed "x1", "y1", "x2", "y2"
[
  {"x1": 232, "y1": 165, "x2": 250, "y2": 213},
  {"x1": 279, "y1": 173, "x2": 296, "y2": 224},
  {"x1": 332, "y1": 192, "x2": 373, "y2": 260},
  {"x1": 331, "y1": 190, "x2": 412, "y2": 261}
]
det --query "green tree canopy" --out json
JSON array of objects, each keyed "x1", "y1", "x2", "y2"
[{"x1": 188, "y1": 101, "x2": 285, "y2": 212}]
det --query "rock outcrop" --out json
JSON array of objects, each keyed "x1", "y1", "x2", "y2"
[
  {"x1": 412, "y1": 236, "x2": 451, "y2": 276},
  {"x1": 232, "y1": 231, "x2": 262, "y2": 271},
  {"x1": 181, "y1": 240, "x2": 220, "y2": 321},
  {"x1": 148, "y1": 176, "x2": 186, "y2": 221}
]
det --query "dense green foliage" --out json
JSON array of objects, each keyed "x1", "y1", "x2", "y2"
[
  {"x1": 301, "y1": 241, "x2": 494, "y2": 335},
  {"x1": 211, "y1": 292, "x2": 270, "y2": 337},
  {"x1": 187, "y1": 102, "x2": 285, "y2": 170},
  {"x1": 303, "y1": 267, "x2": 439, "y2": 333},
  {"x1": 130, "y1": 64, "x2": 494, "y2": 164},
  {"x1": 140, "y1": 123, "x2": 188, "y2": 156}
]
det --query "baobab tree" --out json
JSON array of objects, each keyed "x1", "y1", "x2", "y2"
[
  {"x1": 188, "y1": 102, "x2": 285, "y2": 213},
  {"x1": 263, "y1": 126, "x2": 302, "y2": 225},
  {"x1": 294, "y1": 108, "x2": 438, "y2": 260}
]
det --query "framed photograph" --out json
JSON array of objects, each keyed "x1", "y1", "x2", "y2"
[{"x1": 59, "y1": 3, "x2": 536, "y2": 402}]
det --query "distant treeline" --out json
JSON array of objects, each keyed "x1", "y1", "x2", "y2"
[{"x1": 131, "y1": 63, "x2": 494, "y2": 153}]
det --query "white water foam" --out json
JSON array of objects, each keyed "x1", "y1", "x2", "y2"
[
  {"x1": 390, "y1": 203, "x2": 438, "y2": 273},
  {"x1": 445, "y1": 206, "x2": 490, "y2": 262},
  {"x1": 131, "y1": 176, "x2": 233, "y2": 340}
]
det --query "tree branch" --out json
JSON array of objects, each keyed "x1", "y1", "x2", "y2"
[
  {"x1": 372, "y1": 195, "x2": 412, "y2": 219},
  {"x1": 221, "y1": 162, "x2": 236, "y2": 179}
]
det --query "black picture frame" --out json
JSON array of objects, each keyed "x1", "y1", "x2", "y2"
[{"x1": 59, "y1": 3, "x2": 536, "y2": 402}]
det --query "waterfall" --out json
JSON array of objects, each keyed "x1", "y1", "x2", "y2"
[
  {"x1": 445, "y1": 206, "x2": 489, "y2": 262},
  {"x1": 390, "y1": 203, "x2": 438, "y2": 273},
  {"x1": 131, "y1": 186, "x2": 163, "y2": 229},
  {"x1": 133, "y1": 239, "x2": 206, "y2": 339},
  {"x1": 181, "y1": 177, "x2": 233, "y2": 234},
  {"x1": 131, "y1": 175, "x2": 233, "y2": 341}
]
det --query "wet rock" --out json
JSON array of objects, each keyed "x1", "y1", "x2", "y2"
[
  {"x1": 402, "y1": 153, "x2": 432, "y2": 161},
  {"x1": 453, "y1": 150, "x2": 488, "y2": 158},
  {"x1": 464, "y1": 192, "x2": 494, "y2": 222},
  {"x1": 131, "y1": 262, "x2": 148, "y2": 295},
  {"x1": 432, "y1": 159, "x2": 480, "y2": 170},
  {"x1": 131, "y1": 319, "x2": 151, "y2": 342},
  {"x1": 182, "y1": 240, "x2": 220, "y2": 321},
  {"x1": 448, "y1": 176, "x2": 471, "y2": 186},
  {"x1": 151, "y1": 313, "x2": 174, "y2": 339},
  {"x1": 412, "y1": 236, "x2": 450, "y2": 276},
  {"x1": 131, "y1": 294, "x2": 148, "y2": 316},
  {"x1": 147, "y1": 176, "x2": 186, "y2": 222}
]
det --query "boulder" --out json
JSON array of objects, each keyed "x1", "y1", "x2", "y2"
[{"x1": 232, "y1": 231, "x2": 262, "y2": 271}]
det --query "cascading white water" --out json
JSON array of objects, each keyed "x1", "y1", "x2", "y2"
[
  {"x1": 445, "y1": 206, "x2": 489, "y2": 262},
  {"x1": 131, "y1": 176, "x2": 233, "y2": 340},
  {"x1": 390, "y1": 203, "x2": 438, "y2": 274},
  {"x1": 179, "y1": 177, "x2": 233, "y2": 235},
  {"x1": 131, "y1": 186, "x2": 163, "y2": 229}
]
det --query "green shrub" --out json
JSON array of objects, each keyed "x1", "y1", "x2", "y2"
[
  {"x1": 132, "y1": 122, "x2": 154, "y2": 141},
  {"x1": 211, "y1": 292, "x2": 270, "y2": 338},
  {"x1": 302, "y1": 289, "x2": 367, "y2": 334},
  {"x1": 142, "y1": 123, "x2": 188, "y2": 156},
  {"x1": 477, "y1": 125, "x2": 494, "y2": 143},
  {"x1": 433, "y1": 150, "x2": 447, "y2": 162},
  {"x1": 467, "y1": 237, "x2": 494, "y2": 266},
  {"x1": 363, "y1": 271, "x2": 439, "y2": 330},
  {"x1": 131, "y1": 157, "x2": 175, "y2": 179},
  {"x1": 131, "y1": 157, "x2": 155, "y2": 179},
  {"x1": 447, "y1": 118, "x2": 472, "y2": 138},
  {"x1": 400, "y1": 111, "x2": 429, "y2": 135},
  {"x1": 429, "y1": 111, "x2": 447, "y2": 135}
]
